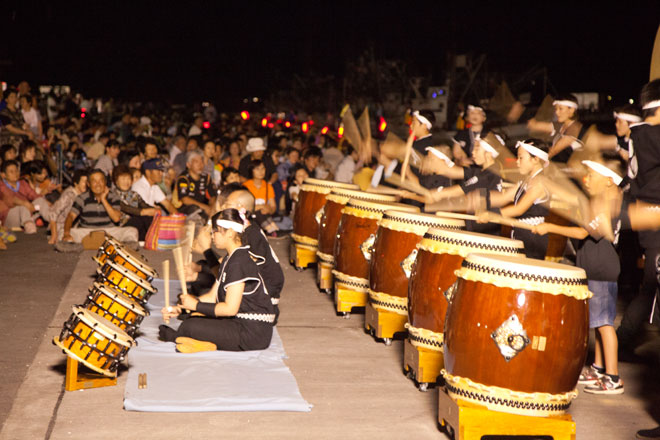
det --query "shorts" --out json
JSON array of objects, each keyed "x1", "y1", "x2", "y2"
[{"x1": 587, "y1": 280, "x2": 617, "y2": 328}]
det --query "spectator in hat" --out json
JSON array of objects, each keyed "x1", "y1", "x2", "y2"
[
  {"x1": 131, "y1": 158, "x2": 177, "y2": 214},
  {"x1": 239, "y1": 137, "x2": 277, "y2": 183},
  {"x1": 94, "y1": 139, "x2": 120, "y2": 177}
]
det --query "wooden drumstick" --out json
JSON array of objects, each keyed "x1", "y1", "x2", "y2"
[
  {"x1": 163, "y1": 260, "x2": 170, "y2": 324},
  {"x1": 400, "y1": 134, "x2": 415, "y2": 182},
  {"x1": 172, "y1": 246, "x2": 189, "y2": 303}
]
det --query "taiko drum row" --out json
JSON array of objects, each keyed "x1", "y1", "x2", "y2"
[
  {"x1": 53, "y1": 234, "x2": 159, "y2": 378},
  {"x1": 292, "y1": 177, "x2": 592, "y2": 418}
]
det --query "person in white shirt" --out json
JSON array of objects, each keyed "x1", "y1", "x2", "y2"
[
  {"x1": 19, "y1": 94, "x2": 42, "y2": 139},
  {"x1": 95, "y1": 140, "x2": 120, "y2": 177},
  {"x1": 131, "y1": 158, "x2": 177, "y2": 214},
  {"x1": 188, "y1": 116, "x2": 203, "y2": 136},
  {"x1": 334, "y1": 145, "x2": 360, "y2": 183}
]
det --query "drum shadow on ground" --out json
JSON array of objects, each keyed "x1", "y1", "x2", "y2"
[{"x1": 48, "y1": 357, "x2": 129, "y2": 378}]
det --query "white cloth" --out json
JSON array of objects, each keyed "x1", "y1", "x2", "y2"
[
  {"x1": 131, "y1": 176, "x2": 166, "y2": 207},
  {"x1": 21, "y1": 108, "x2": 40, "y2": 135},
  {"x1": 188, "y1": 125, "x2": 202, "y2": 137}
]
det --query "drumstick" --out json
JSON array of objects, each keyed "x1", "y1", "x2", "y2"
[
  {"x1": 385, "y1": 173, "x2": 431, "y2": 197},
  {"x1": 400, "y1": 134, "x2": 415, "y2": 182},
  {"x1": 163, "y1": 260, "x2": 170, "y2": 324},
  {"x1": 172, "y1": 246, "x2": 189, "y2": 307}
]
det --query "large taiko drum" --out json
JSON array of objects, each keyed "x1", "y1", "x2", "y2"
[
  {"x1": 291, "y1": 178, "x2": 358, "y2": 250},
  {"x1": 53, "y1": 306, "x2": 134, "y2": 377},
  {"x1": 333, "y1": 199, "x2": 418, "y2": 294},
  {"x1": 317, "y1": 188, "x2": 398, "y2": 265},
  {"x1": 368, "y1": 211, "x2": 465, "y2": 317},
  {"x1": 97, "y1": 259, "x2": 157, "y2": 306},
  {"x1": 84, "y1": 282, "x2": 148, "y2": 336},
  {"x1": 94, "y1": 236, "x2": 158, "y2": 281},
  {"x1": 407, "y1": 228, "x2": 524, "y2": 352},
  {"x1": 442, "y1": 253, "x2": 591, "y2": 417}
]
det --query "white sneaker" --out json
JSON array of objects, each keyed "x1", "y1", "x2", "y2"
[{"x1": 23, "y1": 222, "x2": 37, "y2": 234}]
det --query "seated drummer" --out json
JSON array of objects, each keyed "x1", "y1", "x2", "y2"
[
  {"x1": 188, "y1": 183, "x2": 285, "y2": 317},
  {"x1": 401, "y1": 134, "x2": 504, "y2": 234},
  {"x1": 160, "y1": 208, "x2": 275, "y2": 352}
]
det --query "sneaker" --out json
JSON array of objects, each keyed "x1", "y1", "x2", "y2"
[
  {"x1": 637, "y1": 426, "x2": 660, "y2": 439},
  {"x1": 583, "y1": 375, "x2": 624, "y2": 395},
  {"x1": 23, "y1": 222, "x2": 37, "y2": 234},
  {"x1": 578, "y1": 365, "x2": 604, "y2": 385}
]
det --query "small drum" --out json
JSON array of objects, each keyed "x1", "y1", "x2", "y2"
[
  {"x1": 53, "y1": 306, "x2": 134, "y2": 377},
  {"x1": 333, "y1": 199, "x2": 418, "y2": 293},
  {"x1": 442, "y1": 253, "x2": 591, "y2": 417},
  {"x1": 292, "y1": 178, "x2": 358, "y2": 250},
  {"x1": 84, "y1": 282, "x2": 148, "y2": 336},
  {"x1": 94, "y1": 236, "x2": 157, "y2": 281},
  {"x1": 317, "y1": 188, "x2": 398, "y2": 265},
  {"x1": 407, "y1": 228, "x2": 524, "y2": 352},
  {"x1": 97, "y1": 259, "x2": 157, "y2": 305},
  {"x1": 368, "y1": 211, "x2": 465, "y2": 316}
]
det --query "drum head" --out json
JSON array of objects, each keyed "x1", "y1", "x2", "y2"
[
  {"x1": 457, "y1": 253, "x2": 590, "y2": 299},
  {"x1": 327, "y1": 188, "x2": 397, "y2": 204},
  {"x1": 383, "y1": 210, "x2": 465, "y2": 231},
  {"x1": 91, "y1": 282, "x2": 147, "y2": 316},
  {"x1": 421, "y1": 227, "x2": 524, "y2": 257},
  {"x1": 346, "y1": 198, "x2": 419, "y2": 214},
  {"x1": 301, "y1": 178, "x2": 358, "y2": 194},
  {"x1": 102, "y1": 260, "x2": 157, "y2": 293},
  {"x1": 114, "y1": 245, "x2": 157, "y2": 278},
  {"x1": 71, "y1": 306, "x2": 134, "y2": 346}
]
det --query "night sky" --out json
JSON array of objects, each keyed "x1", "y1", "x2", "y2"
[{"x1": 2, "y1": 2, "x2": 658, "y2": 108}]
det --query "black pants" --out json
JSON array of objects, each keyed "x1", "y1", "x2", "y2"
[
  {"x1": 125, "y1": 215, "x2": 154, "y2": 241},
  {"x1": 175, "y1": 317, "x2": 272, "y2": 351}
]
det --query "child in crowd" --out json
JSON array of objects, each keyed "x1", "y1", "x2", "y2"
[
  {"x1": 48, "y1": 169, "x2": 88, "y2": 244},
  {"x1": 110, "y1": 164, "x2": 156, "y2": 241},
  {"x1": 0, "y1": 159, "x2": 52, "y2": 232}
]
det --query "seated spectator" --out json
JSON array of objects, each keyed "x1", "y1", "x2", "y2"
[
  {"x1": 19, "y1": 94, "x2": 42, "y2": 139},
  {"x1": 62, "y1": 169, "x2": 138, "y2": 243},
  {"x1": 48, "y1": 170, "x2": 87, "y2": 244},
  {"x1": 202, "y1": 140, "x2": 222, "y2": 186},
  {"x1": 95, "y1": 139, "x2": 120, "y2": 177},
  {"x1": 168, "y1": 135, "x2": 186, "y2": 167},
  {"x1": 287, "y1": 164, "x2": 309, "y2": 217},
  {"x1": 220, "y1": 140, "x2": 241, "y2": 169},
  {"x1": 1, "y1": 144, "x2": 18, "y2": 165},
  {"x1": 0, "y1": 89, "x2": 33, "y2": 148},
  {"x1": 138, "y1": 137, "x2": 160, "y2": 161},
  {"x1": 23, "y1": 160, "x2": 59, "y2": 202},
  {"x1": 221, "y1": 166, "x2": 240, "y2": 185},
  {"x1": 111, "y1": 164, "x2": 157, "y2": 241},
  {"x1": 334, "y1": 145, "x2": 359, "y2": 183},
  {"x1": 19, "y1": 140, "x2": 37, "y2": 165},
  {"x1": 243, "y1": 159, "x2": 280, "y2": 235},
  {"x1": 130, "y1": 167, "x2": 141, "y2": 184},
  {"x1": 302, "y1": 146, "x2": 322, "y2": 178},
  {"x1": 239, "y1": 138, "x2": 276, "y2": 183},
  {"x1": 175, "y1": 151, "x2": 215, "y2": 221},
  {"x1": 276, "y1": 147, "x2": 300, "y2": 183},
  {"x1": 131, "y1": 158, "x2": 176, "y2": 214},
  {"x1": 0, "y1": 159, "x2": 51, "y2": 231},
  {"x1": 172, "y1": 137, "x2": 199, "y2": 176},
  {"x1": 84, "y1": 132, "x2": 108, "y2": 162}
]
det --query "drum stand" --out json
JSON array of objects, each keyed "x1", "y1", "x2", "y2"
[
  {"x1": 334, "y1": 286, "x2": 366, "y2": 318},
  {"x1": 65, "y1": 357, "x2": 117, "y2": 391},
  {"x1": 316, "y1": 261, "x2": 334, "y2": 293},
  {"x1": 403, "y1": 338, "x2": 443, "y2": 392},
  {"x1": 437, "y1": 389, "x2": 576, "y2": 440},
  {"x1": 289, "y1": 241, "x2": 317, "y2": 271},
  {"x1": 364, "y1": 303, "x2": 407, "y2": 345}
]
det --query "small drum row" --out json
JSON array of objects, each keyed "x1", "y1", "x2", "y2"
[
  {"x1": 53, "y1": 235, "x2": 159, "y2": 378},
  {"x1": 293, "y1": 178, "x2": 592, "y2": 418}
]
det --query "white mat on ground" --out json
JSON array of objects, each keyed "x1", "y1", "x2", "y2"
[{"x1": 123, "y1": 279, "x2": 312, "y2": 412}]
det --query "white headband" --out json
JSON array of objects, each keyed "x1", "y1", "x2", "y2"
[
  {"x1": 412, "y1": 111, "x2": 432, "y2": 130},
  {"x1": 613, "y1": 112, "x2": 641, "y2": 123},
  {"x1": 582, "y1": 160, "x2": 623, "y2": 186},
  {"x1": 516, "y1": 141, "x2": 549, "y2": 164},
  {"x1": 642, "y1": 100, "x2": 660, "y2": 110},
  {"x1": 467, "y1": 105, "x2": 485, "y2": 114},
  {"x1": 478, "y1": 138, "x2": 500, "y2": 158},
  {"x1": 553, "y1": 100, "x2": 578, "y2": 109},
  {"x1": 215, "y1": 219, "x2": 244, "y2": 233},
  {"x1": 425, "y1": 147, "x2": 454, "y2": 167}
]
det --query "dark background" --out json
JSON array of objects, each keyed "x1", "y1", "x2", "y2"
[{"x1": 1, "y1": 2, "x2": 658, "y2": 108}]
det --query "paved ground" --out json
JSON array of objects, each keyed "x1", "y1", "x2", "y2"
[{"x1": 1, "y1": 231, "x2": 659, "y2": 439}]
